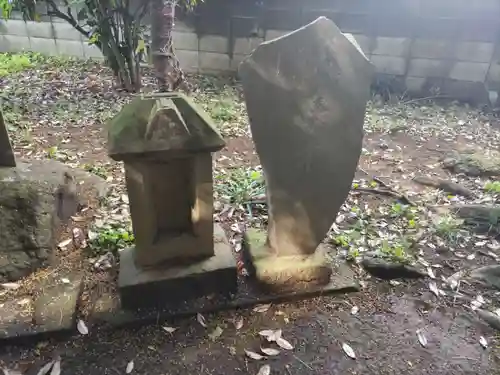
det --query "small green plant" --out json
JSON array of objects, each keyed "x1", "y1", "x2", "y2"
[
  {"x1": 88, "y1": 226, "x2": 135, "y2": 256},
  {"x1": 432, "y1": 214, "x2": 463, "y2": 242},
  {"x1": 484, "y1": 181, "x2": 500, "y2": 194},
  {"x1": 83, "y1": 163, "x2": 108, "y2": 179},
  {"x1": 379, "y1": 239, "x2": 412, "y2": 263},
  {"x1": 47, "y1": 146, "x2": 58, "y2": 159},
  {"x1": 390, "y1": 203, "x2": 416, "y2": 220},
  {"x1": 209, "y1": 99, "x2": 238, "y2": 122},
  {"x1": 0, "y1": 53, "x2": 34, "y2": 77},
  {"x1": 214, "y1": 167, "x2": 265, "y2": 205}
]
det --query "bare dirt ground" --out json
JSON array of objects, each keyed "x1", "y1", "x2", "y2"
[{"x1": 1, "y1": 55, "x2": 500, "y2": 374}]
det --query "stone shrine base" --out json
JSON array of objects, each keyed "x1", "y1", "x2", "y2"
[
  {"x1": 242, "y1": 228, "x2": 354, "y2": 295},
  {"x1": 118, "y1": 224, "x2": 238, "y2": 310}
]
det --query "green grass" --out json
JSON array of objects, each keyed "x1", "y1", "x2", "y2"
[
  {"x1": 0, "y1": 52, "x2": 82, "y2": 77},
  {"x1": 214, "y1": 167, "x2": 265, "y2": 205},
  {"x1": 484, "y1": 181, "x2": 500, "y2": 194},
  {"x1": 432, "y1": 214, "x2": 463, "y2": 242},
  {"x1": 88, "y1": 225, "x2": 135, "y2": 256}
]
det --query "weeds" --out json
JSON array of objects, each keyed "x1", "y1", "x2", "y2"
[
  {"x1": 484, "y1": 181, "x2": 500, "y2": 194},
  {"x1": 432, "y1": 214, "x2": 463, "y2": 242},
  {"x1": 83, "y1": 163, "x2": 108, "y2": 179},
  {"x1": 88, "y1": 225, "x2": 134, "y2": 256},
  {"x1": 214, "y1": 167, "x2": 265, "y2": 205}
]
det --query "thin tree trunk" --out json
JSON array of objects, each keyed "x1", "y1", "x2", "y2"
[{"x1": 151, "y1": 0, "x2": 190, "y2": 92}]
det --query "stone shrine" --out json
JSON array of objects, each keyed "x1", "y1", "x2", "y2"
[
  {"x1": 107, "y1": 93, "x2": 237, "y2": 309},
  {"x1": 239, "y1": 17, "x2": 373, "y2": 292}
]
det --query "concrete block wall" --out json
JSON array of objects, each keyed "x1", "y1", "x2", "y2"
[
  {"x1": 1, "y1": 0, "x2": 500, "y2": 103},
  {"x1": 0, "y1": 18, "x2": 102, "y2": 59}
]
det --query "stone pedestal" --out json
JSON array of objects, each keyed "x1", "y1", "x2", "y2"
[
  {"x1": 107, "y1": 93, "x2": 238, "y2": 310},
  {"x1": 119, "y1": 224, "x2": 237, "y2": 309}
]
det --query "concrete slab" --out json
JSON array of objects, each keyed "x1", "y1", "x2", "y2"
[{"x1": 118, "y1": 224, "x2": 238, "y2": 309}]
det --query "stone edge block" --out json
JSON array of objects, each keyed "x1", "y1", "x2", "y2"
[
  {"x1": 55, "y1": 39, "x2": 84, "y2": 58},
  {"x1": 26, "y1": 21, "x2": 53, "y2": 39},
  {"x1": 0, "y1": 272, "x2": 83, "y2": 345},
  {"x1": 52, "y1": 22, "x2": 83, "y2": 41},
  {"x1": 173, "y1": 30, "x2": 198, "y2": 51},
  {"x1": 372, "y1": 37, "x2": 411, "y2": 57},
  {"x1": 370, "y1": 55, "x2": 406, "y2": 75},
  {"x1": 0, "y1": 35, "x2": 31, "y2": 53},
  {"x1": 176, "y1": 49, "x2": 199, "y2": 73},
  {"x1": 0, "y1": 19, "x2": 28, "y2": 36},
  {"x1": 199, "y1": 52, "x2": 230, "y2": 72},
  {"x1": 408, "y1": 58, "x2": 450, "y2": 78},
  {"x1": 199, "y1": 35, "x2": 228, "y2": 54},
  {"x1": 30, "y1": 37, "x2": 58, "y2": 56},
  {"x1": 448, "y1": 62, "x2": 489, "y2": 82}
]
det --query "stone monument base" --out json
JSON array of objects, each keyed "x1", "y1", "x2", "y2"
[
  {"x1": 242, "y1": 228, "x2": 344, "y2": 294},
  {"x1": 118, "y1": 224, "x2": 238, "y2": 310}
]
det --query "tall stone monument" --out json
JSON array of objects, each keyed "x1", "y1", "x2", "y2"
[
  {"x1": 240, "y1": 17, "x2": 373, "y2": 292},
  {"x1": 107, "y1": 93, "x2": 237, "y2": 309}
]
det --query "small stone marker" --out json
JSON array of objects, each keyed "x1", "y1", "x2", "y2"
[
  {"x1": 0, "y1": 109, "x2": 16, "y2": 167},
  {"x1": 239, "y1": 17, "x2": 373, "y2": 292},
  {"x1": 107, "y1": 93, "x2": 237, "y2": 309}
]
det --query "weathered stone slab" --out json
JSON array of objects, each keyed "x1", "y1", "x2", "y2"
[
  {"x1": 239, "y1": 17, "x2": 373, "y2": 258},
  {"x1": 0, "y1": 272, "x2": 83, "y2": 344},
  {"x1": 0, "y1": 160, "x2": 108, "y2": 282},
  {"x1": 118, "y1": 224, "x2": 238, "y2": 309},
  {"x1": 0, "y1": 110, "x2": 16, "y2": 167}
]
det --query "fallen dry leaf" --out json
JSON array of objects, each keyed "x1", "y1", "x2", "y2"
[
  {"x1": 208, "y1": 326, "x2": 224, "y2": 341},
  {"x1": 429, "y1": 281, "x2": 440, "y2": 297},
  {"x1": 196, "y1": 313, "x2": 207, "y2": 327},
  {"x1": 245, "y1": 350, "x2": 265, "y2": 360},
  {"x1": 276, "y1": 337, "x2": 293, "y2": 350},
  {"x1": 126, "y1": 360, "x2": 134, "y2": 374},
  {"x1": 76, "y1": 319, "x2": 89, "y2": 335},
  {"x1": 57, "y1": 238, "x2": 72, "y2": 250},
  {"x1": 36, "y1": 361, "x2": 54, "y2": 375},
  {"x1": 479, "y1": 336, "x2": 488, "y2": 349},
  {"x1": 253, "y1": 304, "x2": 272, "y2": 313},
  {"x1": 260, "y1": 347, "x2": 280, "y2": 356},
  {"x1": 342, "y1": 342, "x2": 356, "y2": 359},
  {"x1": 234, "y1": 317, "x2": 244, "y2": 330},
  {"x1": 416, "y1": 329, "x2": 427, "y2": 347},
  {"x1": 50, "y1": 358, "x2": 61, "y2": 375},
  {"x1": 0, "y1": 282, "x2": 20, "y2": 290},
  {"x1": 256, "y1": 364, "x2": 271, "y2": 375},
  {"x1": 162, "y1": 326, "x2": 177, "y2": 334}
]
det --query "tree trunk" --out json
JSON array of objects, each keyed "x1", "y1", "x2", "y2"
[{"x1": 151, "y1": 0, "x2": 190, "y2": 92}]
